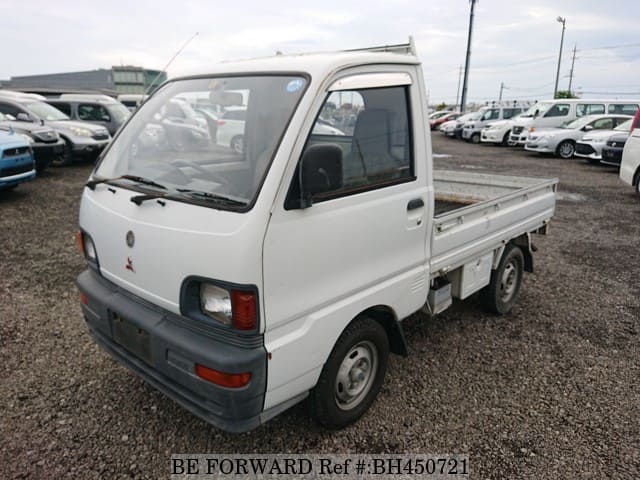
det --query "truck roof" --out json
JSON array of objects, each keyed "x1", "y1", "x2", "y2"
[{"x1": 174, "y1": 49, "x2": 420, "y2": 82}]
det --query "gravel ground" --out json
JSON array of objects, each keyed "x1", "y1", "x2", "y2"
[{"x1": 1, "y1": 135, "x2": 639, "y2": 479}]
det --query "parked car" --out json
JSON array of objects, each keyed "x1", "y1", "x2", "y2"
[
  {"x1": 619, "y1": 108, "x2": 640, "y2": 195},
  {"x1": 0, "y1": 130, "x2": 35, "y2": 190},
  {"x1": 216, "y1": 107, "x2": 247, "y2": 154},
  {"x1": 0, "y1": 93, "x2": 111, "y2": 166},
  {"x1": 117, "y1": 94, "x2": 148, "y2": 111},
  {"x1": 0, "y1": 111, "x2": 64, "y2": 172},
  {"x1": 481, "y1": 114, "x2": 521, "y2": 146},
  {"x1": 430, "y1": 112, "x2": 460, "y2": 131},
  {"x1": 600, "y1": 132, "x2": 629, "y2": 168},
  {"x1": 524, "y1": 114, "x2": 632, "y2": 159},
  {"x1": 428, "y1": 110, "x2": 453, "y2": 120},
  {"x1": 439, "y1": 118, "x2": 458, "y2": 136},
  {"x1": 462, "y1": 105, "x2": 527, "y2": 143},
  {"x1": 575, "y1": 119, "x2": 632, "y2": 164},
  {"x1": 452, "y1": 111, "x2": 482, "y2": 138},
  {"x1": 45, "y1": 94, "x2": 131, "y2": 136},
  {"x1": 510, "y1": 99, "x2": 639, "y2": 146},
  {"x1": 76, "y1": 45, "x2": 558, "y2": 432}
]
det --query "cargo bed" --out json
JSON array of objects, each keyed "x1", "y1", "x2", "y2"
[{"x1": 430, "y1": 170, "x2": 558, "y2": 278}]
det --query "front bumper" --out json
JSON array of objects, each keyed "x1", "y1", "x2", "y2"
[
  {"x1": 600, "y1": 147, "x2": 624, "y2": 167},
  {"x1": 0, "y1": 168, "x2": 35, "y2": 188},
  {"x1": 461, "y1": 128, "x2": 476, "y2": 140},
  {"x1": 524, "y1": 140, "x2": 553, "y2": 154},
  {"x1": 71, "y1": 138, "x2": 110, "y2": 156},
  {"x1": 76, "y1": 269, "x2": 267, "y2": 433},
  {"x1": 574, "y1": 142, "x2": 603, "y2": 160},
  {"x1": 481, "y1": 130, "x2": 502, "y2": 143},
  {"x1": 509, "y1": 131, "x2": 529, "y2": 145},
  {"x1": 32, "y1": 138, "x2": 65, "y2": 169}
]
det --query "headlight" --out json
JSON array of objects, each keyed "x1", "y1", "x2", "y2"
[
  {"x1": 592, "y1": 138, "x2": 606, "y2": 144},
  {"x1": 22, "y1": 134, "x2": 35, "y2": 144},
  {"x1": 196, "y1": 282, "x2": 258, "y2": 331},
  {"x1": 200, "y1": 284, "x2": 232, "y2": 325},
  {"x1": 69, "y1": 126, "x2": 93, "y2": 137}
]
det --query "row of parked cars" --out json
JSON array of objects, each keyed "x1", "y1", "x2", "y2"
[
  {"x1": 432, "y1": 98, "x2": 640, "y2": 196},
  {"x1": 0, "y1": 90, "x2": 136, "y2": 191}
]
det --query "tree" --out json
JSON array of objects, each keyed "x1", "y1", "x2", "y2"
[
  {"x1": 555, "y1": 90, "x2": 578, "y2": 99},
  {"x1": 435, "y1": 102, "x2": 448, "y2": 111}
]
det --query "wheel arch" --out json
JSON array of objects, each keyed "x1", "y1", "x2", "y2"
[{"x1": 356, "y1": 305, "x2": 408, "y2": 357}]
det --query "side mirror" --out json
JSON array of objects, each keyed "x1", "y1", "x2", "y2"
[
  {"x1": 16, "y1": 113, "x2": 31, "y2": 122},
  {"x1": 583, "y1": 125, "x2": 594, "y2": 131},
  {"x1": 533, "y1": 109, "x2": 540, "y2": 118},
  {"x1": 299, "y1": 143, "x2": 343, "y2": 208},
  {"x1": 101, "y1": 115, "x2": 111, "y2": 122}
]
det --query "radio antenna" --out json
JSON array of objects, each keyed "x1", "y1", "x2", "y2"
[{"x1": 145, "y1": 32, "x2": 199, "y2": 95}]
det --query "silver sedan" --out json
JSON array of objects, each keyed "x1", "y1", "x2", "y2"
[{"x1": 524, "y1": 114, "x2": 632, "y2": 159}]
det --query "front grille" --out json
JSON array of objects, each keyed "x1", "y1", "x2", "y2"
[
  {"x1": 1, "y1": 163, "x2": 32, "y2": 177},
  {"x1": 2, "y1": 146, "x2": 30, "y2": 158},
  {"x1": 512, "y1": 126, "x2": 524, "y2": 135},
  {"x1": 576, "y1": 143, "x2": 595, "y2": 155}
]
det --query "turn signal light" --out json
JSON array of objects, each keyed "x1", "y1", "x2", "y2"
[
  {"x1": 231, "y1": 290, "x2": 257, "y2": 330},
  {"x1": 195, "y1": 364, "x2": 251, "y2": 388}
]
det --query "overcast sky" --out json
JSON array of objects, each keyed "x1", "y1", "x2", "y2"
[{"x1": 2, "y1": 0, "x2": 639, "y2": 103}]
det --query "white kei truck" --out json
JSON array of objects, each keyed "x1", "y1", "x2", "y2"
[{"x1": 76, "y1": 40, "x2": 558, "y2": 433}]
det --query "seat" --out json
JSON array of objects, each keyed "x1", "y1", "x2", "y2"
[{"x1": 344, "y1": 108, "x2": 402, "y2": 186}]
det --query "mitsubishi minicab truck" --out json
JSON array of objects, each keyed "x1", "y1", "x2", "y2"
[{"x1": 76, "y1": 40, "x2": 558, "y2": 432}]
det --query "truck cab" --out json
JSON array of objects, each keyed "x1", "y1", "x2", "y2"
[{"x1": 76, "y1": 41, "x2": 557, "y2": 432}]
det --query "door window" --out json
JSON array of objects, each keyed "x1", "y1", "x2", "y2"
[
  {"x1": 78, "y1": 104, "x2": 111, "y2": 122},
  {"x1": 0, "y1": 102, "x2": 24, "y2": 118},
  {"x1": 576, "y1": 103, "x2": 605, "y2": 117},
  {"x1": 288, "y1": 85, "x2": 413, "y2": 207},
  {"x1": 590, "y1": 118, "x2": 614, "y2": 130},
  {"x1": 544, "y1": 104, "x2": 570, "y2": 117},
  {"x1": 608, "y1": 104, "x2": 639, "y2": 115},
  {"x1": 51, "y1": 102, "x2": 72, "y2": 116}
]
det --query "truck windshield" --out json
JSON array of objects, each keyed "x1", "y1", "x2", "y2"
[{"x1": 95, "y1": 75, "x2": 307, "y2": 209}]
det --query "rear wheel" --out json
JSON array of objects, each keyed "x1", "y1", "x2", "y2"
[
  {"x1": 556, "y1": 140, "x2": 575, "y2": 159},
  {"x1": 310, "y1": 316, "x2": 389, "y2": 429},
  {"x1": 481, "y1": 245, "x2": 524, "y2": 315}
]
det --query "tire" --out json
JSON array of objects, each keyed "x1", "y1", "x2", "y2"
[
  {"x1": 230, "y1": 135, "x2": 244, "y2": 155},
  {"x1": 52, "y1": 138, "x2": 73, "y2": 167},
  {"x1": 556, "y1": 140, "x2": 575, "y2": 159},
  {"x1": 310, "y1": 316, "x2": 389, "y2": 429},
  {"x1": 481, "y1": 245, "x2": 525, "y2": 315},
  {"x1": 501, "y1": 130, "x2": 511, "y2": 146},
  {"x1": 635, "y1": 175, "x2": 640, "y2": 197},
  {"x1": 470, "y1": 132, "x2": 481, "y2": 144}
]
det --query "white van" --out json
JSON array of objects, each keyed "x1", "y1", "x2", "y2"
[
  {"x1": 510, "y1": 99, "x2": 639, "y2": 146},
  {"x1": 76, "y1": 42, "x2": 557, "y2": 432}
]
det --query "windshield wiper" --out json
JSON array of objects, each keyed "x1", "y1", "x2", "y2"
[
  {"x1": 86, "y1": 175, "x2": 167, "y2": 191},
  {"x1": 176, "y1": 188, "x2": 247, "y2": 206}
]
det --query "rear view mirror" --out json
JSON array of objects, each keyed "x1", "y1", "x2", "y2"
[
  {"x1": 299, "y1": 143, "x2": 343, "y2": 208},
  {"x1": 16, "y1": 113, "x2": 31, "y2": 122},
  {"x1": 209, "y1": 90, "x2": 243, "y2": 107}
]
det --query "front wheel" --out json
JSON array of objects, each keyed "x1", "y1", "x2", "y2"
[
  {"x1": 556, "y1": 140, "x2": 575, "y2": 159},
  {"x1": 230, "y1": 135, "x2": 244, "y2": 155},
  {"x1": 52, "y1": 139, "x2": 73, "y2": 167},
  {"x1": 501, "y1": 130, "x2": 511, "y2": 146},
  {"x1": 310, "y1": 317, "x2": 389, "y2": 429},
  {"x1": 481, "y1": 245, "x2": 525, "y2": 315},
  {"x1": 470, "y1": 132, "x2": 481, "y2": 144}
]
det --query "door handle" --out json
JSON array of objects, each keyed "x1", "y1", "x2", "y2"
[{"x1": 407, "y1": 198, "x2": 424, "y2": 211}]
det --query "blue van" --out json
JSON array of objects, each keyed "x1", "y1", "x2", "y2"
[{"x1": 0, "y1": 129, "x2": 35, "y2": 190}]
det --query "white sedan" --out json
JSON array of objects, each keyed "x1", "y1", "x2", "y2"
[
  {"x1": 524, "y1": 114, "x2": 632, "y2": 159},
  {"x1": 481, "y1": 117, "x2": 518, "y2": 146},
  {"x1": 575, "y1": 119, "x2": 632, "y2": 163}
]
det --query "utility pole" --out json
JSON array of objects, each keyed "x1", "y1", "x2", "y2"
[
  {"x1": 568, "y1": 44, "x2": 577, "y2": 94},
  {"x1": 460, "y1": 0, "x2": 478, "y2": 113},
  {"x1": 553, "y1": 16, "x2": 566, "y2": 98},
  {"x1": 499, "y1": 82, "x2": 505, "y2": 101},
  {"x1": 455, "y1": 65, "x2": 463, "y2": 111}
]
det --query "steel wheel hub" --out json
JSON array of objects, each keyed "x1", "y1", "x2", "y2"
[
  {"x1": 499, "y1": 261, "x2": 519, "y2": 302},
  {"x1": 335, "y1": 341, "x2": 378, "y2": 411}
]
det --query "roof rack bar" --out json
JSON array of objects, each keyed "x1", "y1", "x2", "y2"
[{"x1": 343, "y1": 36, "x2": 417, "y2": 56}]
